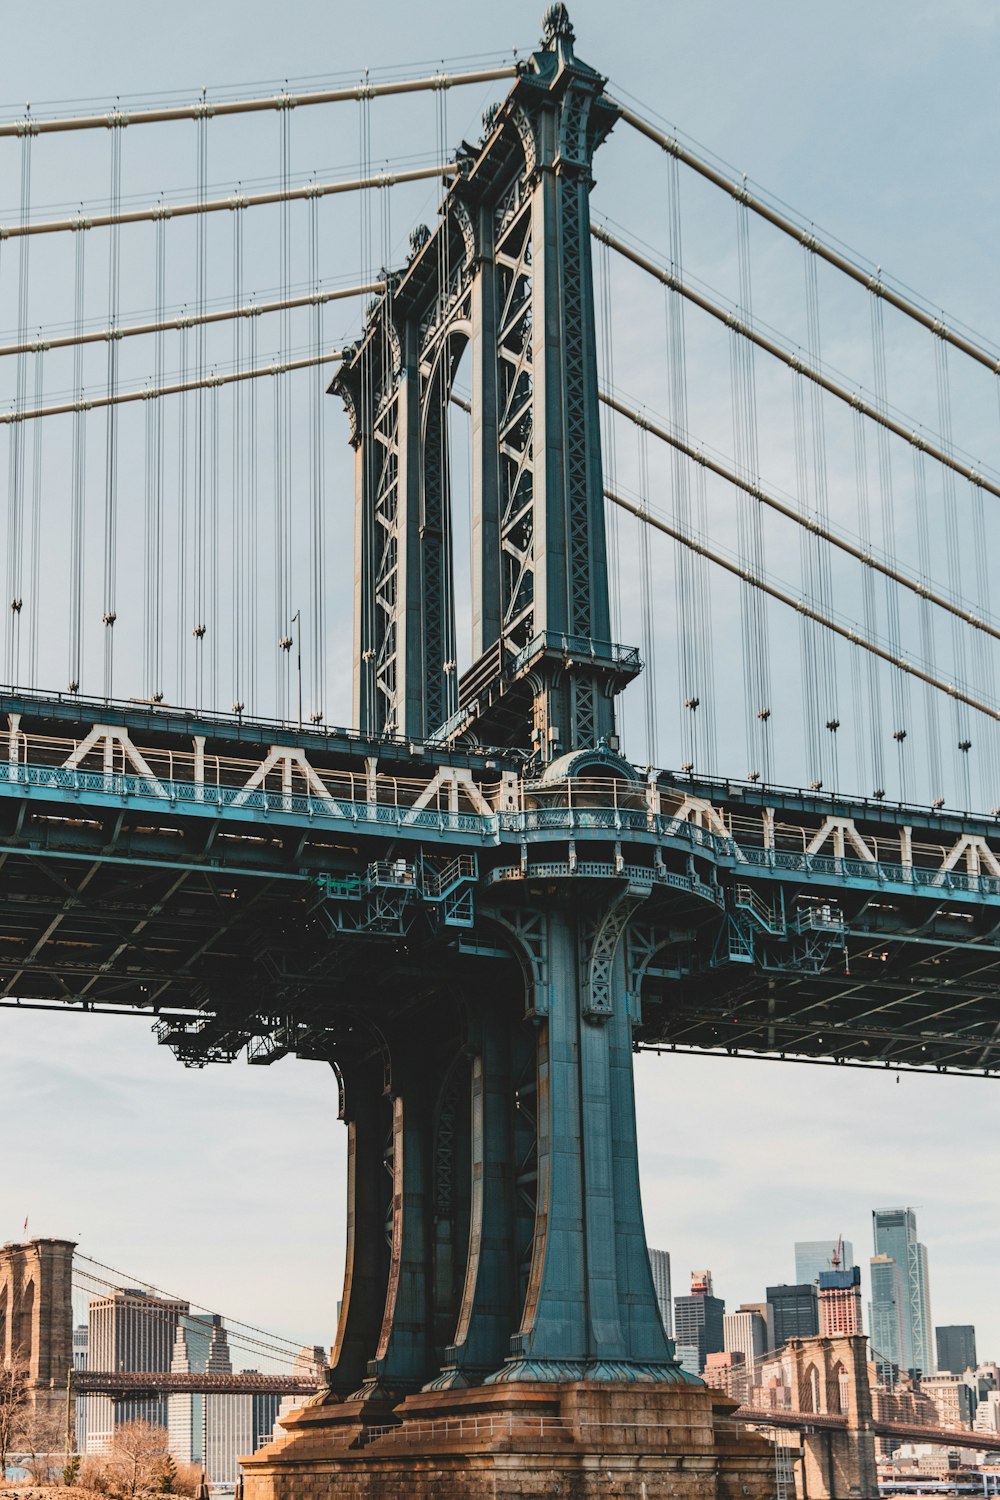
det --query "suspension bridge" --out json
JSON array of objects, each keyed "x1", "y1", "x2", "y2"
[{"x1": 2, "y1": 5, "x2": 999, "y2": 1496}]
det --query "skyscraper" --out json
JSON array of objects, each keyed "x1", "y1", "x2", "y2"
[
  {"x1": 869, "y1": 1254, "x2": 907, "y2": 1385},
  {"x1": 818, "y1": 1267, "x2": 862, "y2": 1337},
  {"x1": 723, "y1": 1307, "x2": 768, "y2": 1370},
  {"x1": 766, "y1": 1284, "x2": 818, "y2": 1346},
  {"x1": 87, "y1": 1289, "x2": 190, "y2": 1453},
  {"x1": 73, "y1": 1323, "x2": 89, "y2": 1454},
  {"x1": 168, "y1": 1314, "x2": 233, "y2": 1468},
  {"x1": 795, "y1": 1240, "x2": 855, "y2": 1286},
  {"x1": 673, "y1": 1271, "x2": 725, "y2": 1375},
  {"x1": 936, "y1": 1325, "x2": 977, "y2": 1375},
  {"x1": 648, "y1": 1249, "x2": 672, "y2": 1340},
  {"x1": 872, "y1": 1207, "x2": 935, "y2": 1377}
]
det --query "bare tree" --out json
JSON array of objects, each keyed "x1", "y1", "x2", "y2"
[
  {"x1": 0, "y1": 1359, "x2": 30, "y2": 1481},
  {"x1": 18, "y1": 1403, "x2": 65, "y2": 1484},
  {"x1": 91, "y1": 1420, "x2": 173, "y2": 1499}
]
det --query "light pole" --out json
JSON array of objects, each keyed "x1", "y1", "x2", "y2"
[
  {"x1": 279, "y1": 610, "x2": 303, "y2": 730},
  {"x1": 292, "y1": 609, "x2": 302, "y2": 731}
]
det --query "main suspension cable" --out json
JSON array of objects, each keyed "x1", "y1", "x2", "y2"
[
  {"x1": 0, "y1": 65, "x2": 519, "y2": 138},
  {"x1": 0, "y1": 349, "x2": 342, "y2": 424},
  {"x1": 0, "y1": 281, "x2": 383, "y2": 359},
  {"x1": 599, "y1": 389, "x2": 1000, "y2": 643},
  {"x1": 593, "y1": 225, "x2": 1000, "y2": 504},
  {"x1": 605, "y1": 485, "x2": 1000, "y2": 725},
  {"x1": 0, "y1": 164, "x2": 458, "y2": 241},
  {"x1": 610, "y1": 99, "x2": 1000, "y2": 377}
]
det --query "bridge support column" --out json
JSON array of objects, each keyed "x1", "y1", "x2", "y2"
[
  {"x1": 786, "y1": 1334, "x2": 877, "y2": 1500},
  {"x1": 0, "y1": 1237, "x2": 75, "y2": 1421},
  {"x1": 487, "y1": 903, "x2": 685, "y2": 1382},
  {"x1": 325, "y1": 1056, "x2": 392, "y2": 1396},
  {"x1": 427, "y1": 1006, "x2": 521, "y2": 1388}
]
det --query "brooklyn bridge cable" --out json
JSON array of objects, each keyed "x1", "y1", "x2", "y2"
[
  {"x1": 6, "y1": 120, "x2": 32, "y2": 685},
  {"x1": 101, "y1": 115, "x2": 124, "y2": 699},
  {"x1": 869, "y1": 288, "x2": 912, "y2": 796},
  {"x1": 27, "y1": 343, "x2": 43, "y2": 690},
  {"x1": 68, "y1": 226, "x2": 87, "y2": 695},
  {"x1": 193, "y1": 98, "x2": 209, "y2": 710}
]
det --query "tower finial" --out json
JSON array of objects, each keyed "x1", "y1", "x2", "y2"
[{"x1": 541, "y1": 3, "x2": 575, "y2": 46}]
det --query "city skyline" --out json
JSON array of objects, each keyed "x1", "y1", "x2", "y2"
[{"x1": 5, "y1": 1009, "x2": 998, "y2": 1357}]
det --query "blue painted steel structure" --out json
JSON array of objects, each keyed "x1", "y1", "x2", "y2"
[{"x1": 1, "y1": 5, "x2": 999, "y2": 1410}]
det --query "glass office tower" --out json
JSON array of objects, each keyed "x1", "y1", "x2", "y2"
[{"x1": 872, "y1": 1207, "x2": 934, "y2": 1377}]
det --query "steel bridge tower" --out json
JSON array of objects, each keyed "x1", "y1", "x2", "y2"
[
  {"x1": 333, "y1": 4, "x2": 639, "y2": 760},
  {"x1": 320, "y1": 5, "x2": 677, "y2": 1402}
]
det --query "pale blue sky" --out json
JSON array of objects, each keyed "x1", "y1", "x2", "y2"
[{"x1": 1, "y1": 1, "x2": 998, "y2": 1362}]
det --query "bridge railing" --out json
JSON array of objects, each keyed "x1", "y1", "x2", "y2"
[{"x1": 5, "y1": 750, "x2": 1000, "y2": 900}]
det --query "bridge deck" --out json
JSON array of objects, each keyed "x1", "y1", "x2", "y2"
[{"x1": 1, "y1": 691, "x2": 998, "y2": 1074}]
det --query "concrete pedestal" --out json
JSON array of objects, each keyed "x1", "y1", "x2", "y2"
[{"x1": 241, "y1": 1380, "x2": 775, "y2": 1500}]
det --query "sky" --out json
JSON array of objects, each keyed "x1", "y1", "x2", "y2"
[{"x1": 1, "y1": 1, "x2": 999, "y2": 1363}]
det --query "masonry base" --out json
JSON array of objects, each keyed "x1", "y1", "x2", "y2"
[{"x1": 240, "y1": 1379, "x2": 776, "y2": 1500}]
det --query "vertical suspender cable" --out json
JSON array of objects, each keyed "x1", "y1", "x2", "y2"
[
  {"x1": 933, "y1": 337, "x2": 971, "y2": 804},
  {"x1": 273, "y1": 370, "x2": 284, "y2": 713},
  {"x1": 870, "y1": 291, "x2": 911, "y2": 797},
  {"x1": 144, "y1": 213, "x2": 166, "y2": 700},
  {"x1": 176, "y1": 322, "x2": 189, "y2": 705},
  {"x1": 851, "y1": 411, "x2": 884, "y2": 794},
  {"x1": 153, "y1": 220, "x2": 165, "y2": 699},
  {"x1": 193, "y1": 98, "x2": 209, "y2": 709},
  {"x1": 791, "y1": 368, "x2": 821, "y2": 778},
  {"x1": 636, "y1": 425, "x2": 658, "y2": 764},
  {"x1": 665, "y1": 151, "x2": 715, "y2": 773},
  {"x1": 308, "y1": 192, "x2": 326, "y2": 720},
  {"x1": 802, "y1": 248, "x2": 839, "y2": 784},
  {"x1": 27, "y1": 346, "x2": 43, "y2": 688},
  {"x1": 143, "y1": 382, "x2": 153, "y2": 691},
  {"x1": 912, "y1": 449, "x2": 943, "y2": 800},
  {"x1": 101, "y1": 118, "x2": 124, "y2": 699},
  {"x1": 437, "y1": 81, "x2": 457, "y2": 723},
  {"x1": 731, "y1": 198, "x2": 771, "y2": 781},
  {"x1": 598, "y1": 239, "x2": 624, "y2": 646},
  {"x1": 359, "y1": 78, "x2": 376, "y2": 729},
  {"x1": 598, "y1": 236, "x2": 629, "y2": 749},
  {"x1": 969, "y1": 474, "x2": 998, "y2": 805},
  {"x1": 276, "y1": 96, "x2": 293, "y2": 719},
  {"x1": 68, "y1": 228, "x2": 86, "y2": 693},
  {"x1": 248, "y1": 309, "x2": 259, "y2": 715},
  {"x1": 231, "y1": 202, "x2": 246, "y2": 714},
  {"x1": 7, "y1": 122, "x2": 32, "y2": 684},
  {"x1": 210, "y1": 378, "x2": 220, "y2": 710},
  {"x1": 691, "y1": 459, "x2": 718, "y2": 771}
]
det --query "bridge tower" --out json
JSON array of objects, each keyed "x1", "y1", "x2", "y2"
[
  {"x1": 0, "y1": 1237, "x2": 75, "y2": 1418},
  {"x1": 245, "y1": 8, "x2": 774, "y2": 1497},
  {"x1": 784, "y1": 1334, "x2": 878, "y2": 1500},
  {"x1": 325, "y1": 2, "x2": 680, "y2": 1396},
  {"x1": 333, "y1": 2, "x2": 639, "y2": 758}
]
